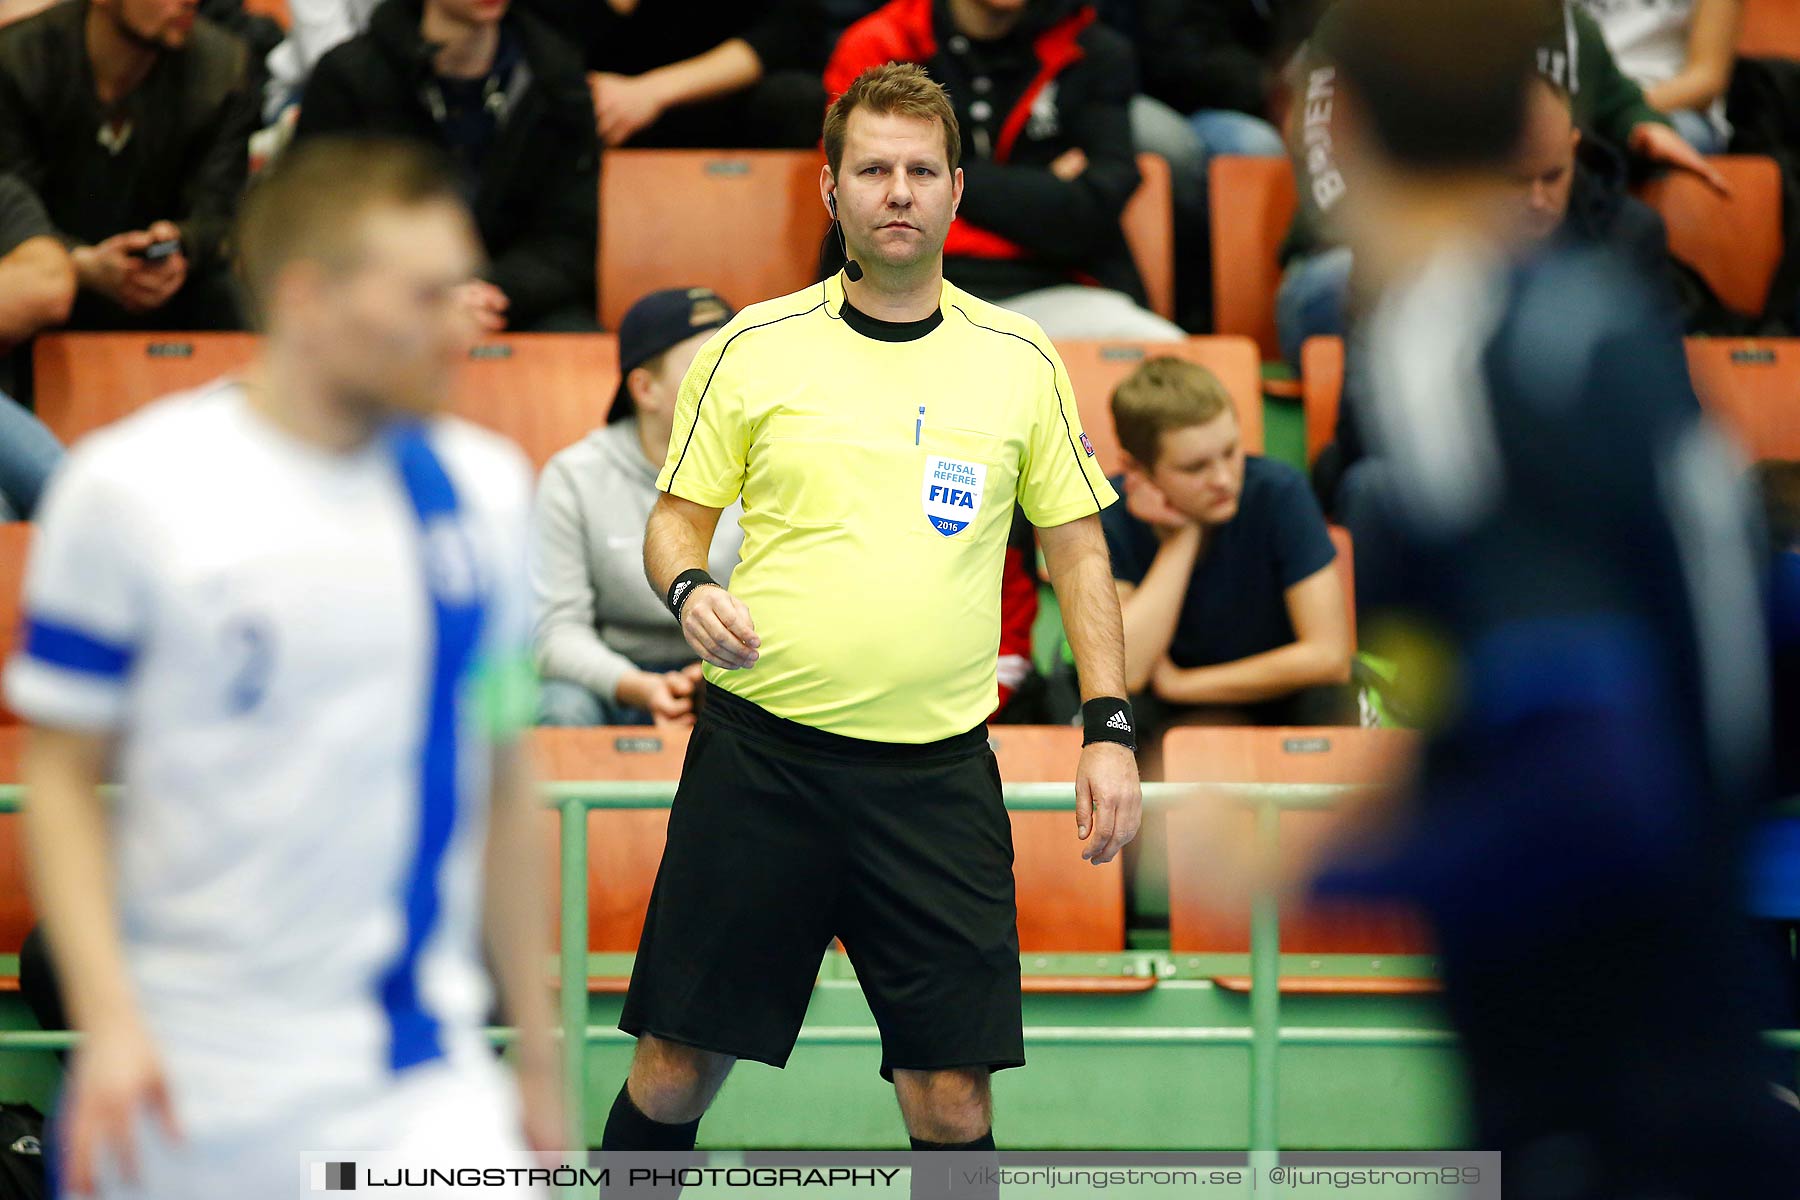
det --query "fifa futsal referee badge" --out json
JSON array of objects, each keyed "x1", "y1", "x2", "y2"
[{"x1": 922, "y1": 456, "x2": 987, "y2": 537}]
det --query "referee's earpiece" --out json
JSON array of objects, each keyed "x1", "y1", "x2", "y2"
[{"x1": 828, "y1": 191, "x2": 864, "y2": 283}]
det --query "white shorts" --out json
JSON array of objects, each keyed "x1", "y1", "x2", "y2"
[{"x1": 82, "y1": 1054, "x2": 539, "y2": 1200}]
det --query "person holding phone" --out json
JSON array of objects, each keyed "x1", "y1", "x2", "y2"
[{"x1": 0, "y1": 0, "x2": 258, "y2": 329}]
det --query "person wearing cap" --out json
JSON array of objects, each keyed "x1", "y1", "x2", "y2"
[{"x1": 530, "y1": 287, "x2": 745, "y2": 726}]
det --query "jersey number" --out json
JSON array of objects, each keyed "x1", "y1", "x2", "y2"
[{"x1": 223, "y1": 617, "x2": 274, "y2": 715}]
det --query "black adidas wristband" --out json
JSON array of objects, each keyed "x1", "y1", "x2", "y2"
[
  {"x1": 1082, "y1": 697, "x2": 1137, "y2": 751},
  {"x1": 666, "y1": 569, "x2": 717, "y2": 622}
]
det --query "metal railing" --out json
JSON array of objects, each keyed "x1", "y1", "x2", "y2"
[{"x1": 0, "y1": 781, "x2": 1793, "y2": 1152}]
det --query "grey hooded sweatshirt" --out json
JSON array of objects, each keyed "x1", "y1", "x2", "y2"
[{"x1": 530, "y1": 419, "x2": 744, "y2": 700}]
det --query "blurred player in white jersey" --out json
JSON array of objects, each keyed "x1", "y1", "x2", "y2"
[{"x1": 3, "y1": 137, "x2": 563, "y2": 1197}]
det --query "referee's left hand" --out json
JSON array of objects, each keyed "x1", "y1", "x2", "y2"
[{"x1": 1075, "y1": 742, "x2": 1141, "y2": 866}]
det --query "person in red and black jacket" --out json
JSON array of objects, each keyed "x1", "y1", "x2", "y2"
[
  {"x1": 825, "y1": 0, "x2": 1186, "y2": 341},
  {"x1": 993, "y1": 506, "x2": 1042, "y2": 720}
]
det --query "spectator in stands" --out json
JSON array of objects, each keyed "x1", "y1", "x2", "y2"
[
  {"x1": 1321, "y1": 71, "x2": 1682, "y2": 598},
  {"x1": 993, "y1": 507, "x2": 1045, "y2": 720},
  {"x1": 1122, "y1": 1, "x2": 1293, "y2": 172},
  {"x1": 825, "y1": 0, "x2": 1187, "y2": 340},
  {"x1": 0, "y1": 395, "x2": 56, "y2": 523},
  {"x1": 1104, "y1": 356, "x2": 1351, "y2": 740},
  {"x1": 0, "y1": 174, "x2": 70, "y2": 520},
  {"x1": 1579, "y1": 0, "x2": 1741, "y2": 154},
  {"x1": 0, "y1": 172, "x2": 74, "y2": 357},
  {"x1": 532, "y1": 288, "x2": 745, "y2": 727},
  {"x1": 0, "y1": 0, "x2": 257, "y2": 331},
  {"x1": 295, "y1": 0, "x2": 600, "y2": 332},
  {"x1": 1108, "y1": 0, "x2": 1305, "y2": 331},
  {"x1": 1508, "y1": 73, "x2": 1673, "y2": 280},
  {"x1": 1275, "y1": 0, "x2": 1727, "y2": 368},
  {"x1": 521, "y1": 0, "x2": 828, "y2": 149},
  {"x1": 262, "y1": 0, "x2": 378, "y2": 119}
]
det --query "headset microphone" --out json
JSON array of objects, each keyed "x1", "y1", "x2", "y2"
[{"x1": 828, "y1": 194, "x2": 864, "y2": 283}]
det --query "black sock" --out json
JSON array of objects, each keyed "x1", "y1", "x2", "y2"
[
  {"x1": 910, "y1": 1130, "x2": 998, "y2": 1199},
  {"x1": 909, "y1": 1131, "x2": 996, "y2": 1151},
  {"x1": 599, "y1": 1081, "x2": 702, "y2": 1151}
]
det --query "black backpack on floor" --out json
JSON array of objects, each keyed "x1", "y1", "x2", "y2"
[{"x1": 0, "y1": 1104, "x2": 46, "y2": 1200}]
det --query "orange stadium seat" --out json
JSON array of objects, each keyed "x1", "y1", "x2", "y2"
[
  {"x1": 1686, "y1": 338, "x2": 1800, "y2": 459},
  {"x1": 1738, "y1": 0, "x2": 1800, "y2": 59},
  {"x1": 1162, "y1": 726, "x2": 1432, "y2": 992},
  {"x1": 1210, "y1": 156, "x2": 1299, "y2": 361},
  {"x1": 531, "y1": 727, "x2": 687, "y2": 992},
  {"x1": 1302, "y1": 335, "x2": 1345, "y2": 467},
  {"x1": 445, "y1": 335, "x2": 619, "y2": 468},
  {"x1": 598, "y1": 150, "x2": 1174, "y2": 329},
  {"x1": 986, "y1": 725, "x2": 1147, "y2": 994},
  {"x1": 1122, "y1": 153, "x2": 1177, "y2": 322},
  {"x1": 0, "y1": 524, "x2": 27, "y2": 726},
  {"x1": 1056, "y1": 336, "x2": 1264, "y2": 476},
  {"x1": 33, "y1": 332, "x2": 617, "y2": 469},
  {"x1": 34, "y1": 332, "x2": 257, "y2": 446},
  {"x1": 0, "y1": 725, "x2": 30, "y2": 982},
  {"x1": 241, "y1": 0, "x2": 290, "y2": 27},
  {"x1": 533, "y1": 724, "x2": 1138, "y2": 994},
  {"x1": 1328, "y1": 525, "x2": 1357, "y2": 653},
  {"x1": 598, "y1": 150, "x2": 830, "y2": 330},
  {"x1": 0, "y1": 535, "x2": 34, "y2": 978},
  {"x1": 1637, "y1": 156, "x2": 1784, "y2": 318}
]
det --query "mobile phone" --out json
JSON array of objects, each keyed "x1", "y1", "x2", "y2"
[{"x1": 133, "y1": 237, "x2": 181, "y2": 262}]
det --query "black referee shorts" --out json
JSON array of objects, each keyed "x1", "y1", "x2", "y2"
[{"x1": 619, "y1": 683, "x2": 1025, "y2": 1081}]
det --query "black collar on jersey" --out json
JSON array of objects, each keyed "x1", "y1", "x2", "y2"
[{"x1": 839, "y1": 296, "x2": 944, "y2": 343}]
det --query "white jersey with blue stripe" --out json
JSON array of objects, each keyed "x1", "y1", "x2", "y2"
[{"x1": 5, "y1": 380, "x2": 535, "y2": 1137}]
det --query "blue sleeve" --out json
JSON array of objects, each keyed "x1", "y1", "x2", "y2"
[{"x1": 1268, "y1": 462, "x2": 1337, "y2": 589}]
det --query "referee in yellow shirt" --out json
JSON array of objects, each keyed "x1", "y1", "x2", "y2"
[{"x1": 603, "y1": 63, "x2": 1142, "y2": 1171}]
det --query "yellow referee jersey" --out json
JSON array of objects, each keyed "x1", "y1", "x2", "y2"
[{"x1": 656, "y1": 273, "x2": 1118, "y2": 743}]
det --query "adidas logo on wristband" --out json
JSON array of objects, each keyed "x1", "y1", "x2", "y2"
[
  {"x1": 668, "y1": 569, "x2": 717, "y2": 620},
  {"x1": 1083, "y1": 698, "x2": 1137, "y2": 749}
]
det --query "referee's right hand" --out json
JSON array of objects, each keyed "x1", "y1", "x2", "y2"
[{"x1": 681, "y1": 586, "x2": 761, "y2": 670}]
